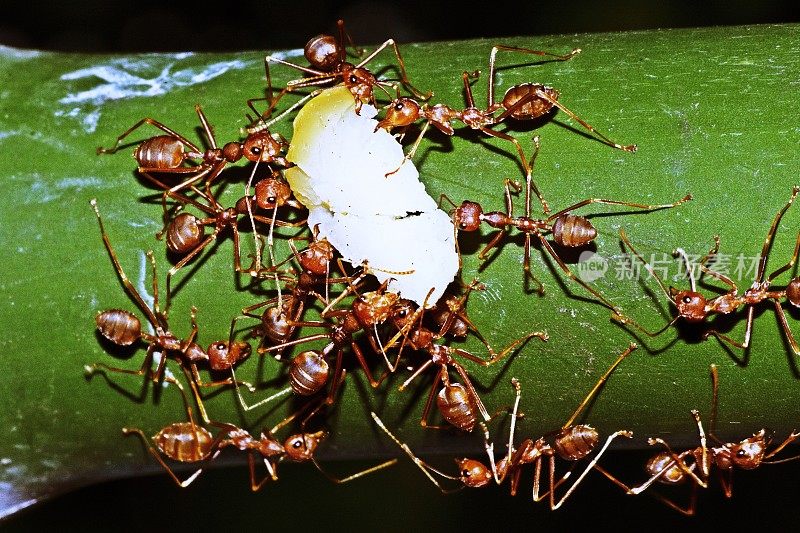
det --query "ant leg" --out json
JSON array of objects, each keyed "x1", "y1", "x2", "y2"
[
  {"x1": 97, "y1": 118, "x2": 201, "y2": 155},
  {"x1": 487, "y1": 44, "x2": 581, "y2": 106},
  {"x1": 768, "y1": 232, "x2": 800, "y2": 283},
  {"x1": 530, "y1": 88, "x2": 637, "y2": 152},
  {"x1": 523, "y1": 234, "x2": 546, "y2": 295},
  {"x1": 165, "y1": 230, "x2": 220, "y2": 312},
  {"x1": 536, "y1": 231, "x2": 621, "y2": 313},
  {"x1": 562, "y1": 343, "x2": 637, "y2": 428},
  {"x1": 764, "y1": 430, "x2": 800, "y2": 462},
  {"x1": 545, "y1": 194, "x2": 693, "y2": 223},
  {"x1": 550, "y1": 430, "x2": 634, "y2": 510},
  {"x1": 703, "y1": 305, "x2": 754, "y2": 355},
  {"x1": 90, "y1": 200, "x2": 161, "y2": 327},
  {"x1": 755, "y1": 185, "x2": 800, "y2": 281},
  {"x1": 357, "y1": 39, "x2": 432, "y2": 100},
  {"x1": 478, "y1": 229, "x2": 509, "y2": 261},
  {"x1": 370, "y1": 412, "x2": 465, "y2": 493},
  {"x1": 451, "y1": 362, "x2": 491, "y2": 422},
  {"x1": 453, "y1": 331, "x2": 547, "y2": 367},
  {"x1": 311, "y1": 455, "x2": 398, "y2": 484},
  {"x1": 248, "y1": 452, "x2": 279, "y2": 490},
  {"x1": 773, "y1": 300, "x2": 800, "y2": 355}
]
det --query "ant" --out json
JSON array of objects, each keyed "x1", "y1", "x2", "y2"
[
  {"x1": 140, "y1": 168, "x2": 307, "y2": 310},
  {"x1": 376, "y1": 45, "x2": 636, "y2": 212},
  {"x1": 97, "y1": 104, "x2": 292, "y2": 202},
  {"x1": 612, "y1": 185, "x2": 800, "y2": 359},
  {"x1": 384, "y1": 291, "x2": 547, "y2": 432},
  {"x1": 257, "y1": 19, "x2": 431, "y2": 119},
  {"x1": 256, "y1": 271, "x2": 403, "y2": 406},
  {"x1": 372, "y1": 344, "x2": 635, "y2": 508},
  {"x1": 88, "y1": 199, "x2": 254, "y2": 423},
  {"x1": 442, "y1": 138, "x2": 691, "y2": 306},
  {"x1": 594, "y1": 364, "x2": 800, "y2": 515},
  {"x1": 124, "y1": 383, "x2": 395, "y2": 488}
]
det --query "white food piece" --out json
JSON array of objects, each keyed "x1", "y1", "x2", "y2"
[{"x1": 285, "y1": 86, "x2": 459, "y2": 306}]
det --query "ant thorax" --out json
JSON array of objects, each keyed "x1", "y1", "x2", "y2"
[{"x1": 284, "y1": 86, "x2": 459, "y2": 306}]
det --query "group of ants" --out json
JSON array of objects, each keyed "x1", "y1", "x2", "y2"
[{"x1": 86, "y1": 21, "x2": 800, "y2": 515}]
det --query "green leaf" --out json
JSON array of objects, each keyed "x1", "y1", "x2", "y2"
[{"x1": 2, "y1": 24, "x2": 800, "y2": 517}]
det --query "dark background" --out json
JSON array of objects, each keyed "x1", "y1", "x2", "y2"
[
  {"x1": 1, "y1": 0, "x2": 798, "y2": 52},
  {"x1": 3, "y1": 1, "x2": 800, "y2": 530}
]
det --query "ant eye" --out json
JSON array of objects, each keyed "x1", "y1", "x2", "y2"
[
  {"x1": 460, "y1": 222, "x2": 468, "y2": 229},
  {"x1": 395, "y1": 102, "x2": 404, "y2": 110},
  {"x1": 215, "y1": 343, "x2": 225, "y2": 350},
  {"x1": 293, "y1": 440, "x2": 303, "y2": 449},
  {"x1": 349, "y1": 75, "x2": 358, "y2": 83},
  {"x1": 461, "y1": 469, "x2": 470, "y2": 477},
  {"x1": 736, "y1": 449, "x2": 746, "y2": 458},
  {"x1": 268, "y1": 196, "x2": 277, "y2": 203},
  {"x1": 682, "y1": 296, "x2": 692, "y2": 304}
]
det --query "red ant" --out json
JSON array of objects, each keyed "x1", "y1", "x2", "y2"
[
  {"x1": 97, "y1": 104, "x2": 291, "y2": 202},
  {"x1": 257, "y1": 19, "x2": 431, "y2": 119},
  {"x1": 371, "y1": 344, "x2": 635, "y2": 508},
  {"x1": 124, "y1": 384, "x2": 395, "y2": 488},
  {"x1": 594, "y1": 364, "x2": 800, "y2": 515},
  {"x1": 384, "y1": 290, "x2": 547, "y2": 432},
  {"x1": 138, "y1": 168, "x2": 306, "y2": 310},
  {"x1": 88, "y1": 199, "x2": 254, "y2": 423},
  {"x1": 376, "y1": 45, "x2": 636, "y2": 212},
  {"x1": 612, "y1": 185, "x2": 800, "y2": 359},
  {"x1": 442, "y1": 138, "x2": 691, "y2": 306}
]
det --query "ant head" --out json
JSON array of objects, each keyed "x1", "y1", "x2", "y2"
[
  {"x1": 253, "y1": 175, "x2": 292, "y2": 211},
  {"x1": 304, "y1": 33, "x2": 340, "y2": 71},
  {"x1": 454, "y1": 458, "x2": 492, "y2": 488},
  {"x1": 242, "y1": 131, "x2": 282, "y2": 163},
  {"x1": 284, "y1": 430, "x2": 326, "y2": 462},
  {"x1": 353, "y1": 290, "x2": 400, "y2": 328},
  {"x1": 787, "y1": 278, "x2": 800, "y2": 308},
  {"x1": 670, "y1": 289, "x2": 707, "y2": 322},
  {"x1": 454, "y1": 201, "x2": 483, "y2": 232},
  {"x1": 645, "y1": 451, "x2": 685, "y2": 484},
  {"x1": 391, "y1": 299, "x2": 417, "y2": 329},
  {"x1": 299, "y1": 239, "x2": 335, "y2": 276},
  {"x1": 377, "y1": 98, "x2": 421, "y2": 129},
  {"x1": 341, "y1": 64, "x2": 377, "y2": 102},
  {"x1": 207, "y1": 340, "x2": 251, "y2": 371},
  {"x1": 726, "y1": 430, "x2": 770, "y2": 470}
]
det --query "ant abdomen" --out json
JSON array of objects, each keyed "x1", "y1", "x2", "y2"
[
  {"x1": 262, "y1": 302, "x2": 295, "y2": 344},
  {"x1": 437, "y1": 383, "x2": 477, "y2": 432},
  {"x1": 645, "y1": 451, "x2": 687, "y2": 485},
  {"x1": 551, "y1": 214, "x2": 597, "y2": 247},
  {"x1": 289, "y1": 351, "x2": 329, "y2": 396},
  {"x1": 166, "y1": 213, "x2": 205, "y2": 254},
  {"x1": 135, "y1": 135, "x2": 185, "y2": 169},
  {"x1": 501, "y1": 84, "x2": 559, "y2": 120},
  {"x1": 787, "y1": 278, "x2": 800, "y2": 307},
  {"x1": 305, "y1": 34, "x2": 340, "y2": 71},
  {"x1": 96, "y1": 309, "x2": 142, "y2": 346},
  {"x1": 554, "y1": 424, "x2": 599, "y2": 461},
  {"x1": 153, "y1": 422, "x2": 215, "y2": 462}
]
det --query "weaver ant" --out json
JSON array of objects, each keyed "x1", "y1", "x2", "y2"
[
  {"x1": 97, "y1": 104, "x2": 291, "y2": 202},
  {"x1": 372, "y1": 343, "x2": 635, "y2": 510},
  {"x1": 442, "y1": 138, "x2": 691, "y2": 306},
  {"x1": 139, "y1": 167, "x2": 306, "y2": 310},
  {"x1": 594, "y1": 364, "x2": 800, "y2": 515},
  {"x1": 377, "y1": 45, "x2": 636, "y2": 212},
  {"x1": 254, "y1": 19, "x2": 430, "y2": 121},
  {"x1": 125, "y1": 385, "x2": 394, "y2": 488},
  {"x1": 384, "y1": 290, "x2": 547, "y2": 432},
  {"x1": 88, "y1": 199, "x2": 253, "y2": 423},
  {"x1": 612, "y1": 185, "x2": 800, "y2": 360}
]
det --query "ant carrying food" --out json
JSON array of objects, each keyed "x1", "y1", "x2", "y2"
[{"x1": 612, "y1": 185, "x2": 800, "y2": 360}]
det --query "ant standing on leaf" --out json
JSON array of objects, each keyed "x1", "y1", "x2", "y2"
[
  {"x1": 88, "y1": 199, "x2": 254, "y2": 424},
  {"x1": 441, "y1": 137, "x2": 691, "y2": 303},
  {"x1": 612, "y1": 185, "x2": 800, "y2": 360},
  {"x1": 376, "y1": 44, "x2": 636, "y2": 213}
]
